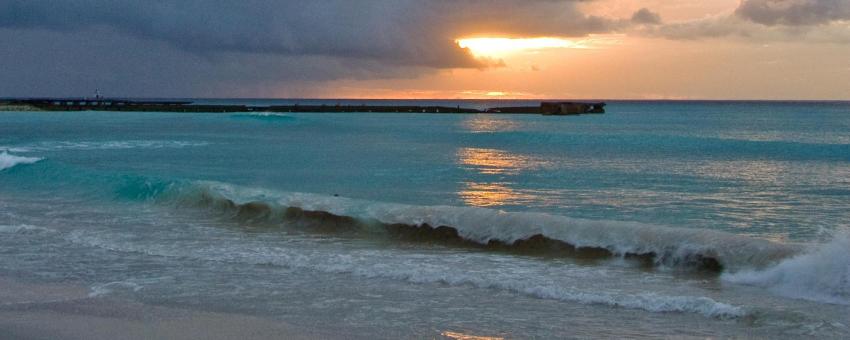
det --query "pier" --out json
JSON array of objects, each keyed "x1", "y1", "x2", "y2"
[{"x1": 1, "y1": 99, "x2": 605, "y2": 115}]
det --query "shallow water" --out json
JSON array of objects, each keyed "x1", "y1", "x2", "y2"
[{"x1": 1, "y1": 101, "x2": 849, "y2": 338}]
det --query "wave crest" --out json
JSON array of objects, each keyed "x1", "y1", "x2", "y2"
[
  {"x1": 723, "y1": 231, "x2": 850, "y2": 305},
  {"x1": 0, "y1": 152, "x2": 43, "y2": 171},
  {"x1": 171, "y1": 182, "x2": 799, "y2": 272}
]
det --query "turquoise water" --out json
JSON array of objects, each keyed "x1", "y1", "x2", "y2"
[{"x1": 2, "y1": 101, "x2": 849, "y2": 338}]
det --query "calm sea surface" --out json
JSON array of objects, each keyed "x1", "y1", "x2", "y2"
[{"x1": 2, "y1": 100, "x2": 849, "y2": 338}]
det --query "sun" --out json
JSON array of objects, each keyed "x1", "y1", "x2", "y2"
[{"x1": 455, "y1": 37, "x2": 579, "y2": 58}]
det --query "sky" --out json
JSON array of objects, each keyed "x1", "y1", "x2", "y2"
[{"x1": 1, "y1": 0, "x2": 849, "y2": 100}]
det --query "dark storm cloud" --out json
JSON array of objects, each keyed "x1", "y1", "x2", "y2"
[
  {"x1": 0, "y1": 0, "x2": 622, "y2": 68},
  {"x1": 0, "y1": 0, "x2": 463, "y2": 68},
  {"x1": 0, "y1": 0, "x2": 636, "y2": 96},
  {"x1": 736, "y1": 0, "x2": 850, "y2": 26}
]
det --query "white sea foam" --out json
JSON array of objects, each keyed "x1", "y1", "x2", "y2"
[
  {"x1": 0, "y1": 152, "x2": 43, "y2": 171},
  {"x1": 355, "y1": 264, "x2": 745, "y2": 318},
  {"x1": 0, "y1": 146, "x2": 32, "y2": 153},
  {"x1": 0, "y1": 224, "x2": 53, "y2": 234},
  {"x1": 723, "y1": 231, "x2": 850, "y2": 305},
  {"x1": 66, "y1": 229, "x2": 745, "y2": 318},
  {"x1": 3, "y1": 140, "x2": 209, "y2": 153},
  {"x1": 38, "y1": 140, "x2": 210, "y2": 150},
  {"x1": 88, "y1": 281, "x2": 145, "y2": 298}
]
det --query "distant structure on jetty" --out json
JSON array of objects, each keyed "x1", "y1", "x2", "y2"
[
  {"x1": 487, "y1": 102, "x2": 605, "y2": 115},
  {"x1": 1, "y1": 99, "x2": 605, "y2": 115}
]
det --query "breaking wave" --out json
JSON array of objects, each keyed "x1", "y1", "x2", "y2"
[
  {"x1": 8, "y1": 160, "x2": 840, "y2": 308},
  {"x1": 723, "y1": 231, "x2": 850, "y2": 305},
  {"x1": 156, "y1": 181, "x2": 799, "y2": 272},
  {"x1": 0, "y1": 151, "x2": 43, "y2": 171}
]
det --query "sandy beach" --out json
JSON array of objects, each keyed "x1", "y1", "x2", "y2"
[{"x1": 0, "y1": 277, "x2": 359, "y2": 340}]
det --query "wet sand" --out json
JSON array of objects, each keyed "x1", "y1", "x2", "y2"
[{"x1": 0, "y1": 277, "x2": 355, "y2": 340}]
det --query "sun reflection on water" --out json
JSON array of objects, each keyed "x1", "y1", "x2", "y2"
[
  {"x1": 458, "y1": 182, "x2": 539, "y2": 207},
  {"x1": 456, "y1": 147, "x2": 545, "y2": 175},
  {"x1": 461, "y1": 115, "x2": 522, "y2": 133},
  {"x1": 456, "y1": 147, "x2": 550, "y2": 207}
]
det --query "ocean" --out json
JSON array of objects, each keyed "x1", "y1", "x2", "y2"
[{"x1": 1, "y1": 100, "x2": 849, "y2": 338}]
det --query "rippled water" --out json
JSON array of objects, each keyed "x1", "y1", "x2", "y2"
[{"x1": 1, "y1": 100, "x2": 849, "y2": 338}]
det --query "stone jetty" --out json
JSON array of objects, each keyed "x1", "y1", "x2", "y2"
[{"x1": 1, "y1": 99, "x2": 605, "y2": 115}]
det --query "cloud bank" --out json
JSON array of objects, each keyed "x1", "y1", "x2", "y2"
[
  {"x1": 0, "y1": 0, "x2": 631, "y2": 69},
  {"x1": 648, "y1": 0, "x2": 850, "y2": 41},
  {"x1": 1, "y1": 0, "x2": 846, "y2": 97},
  {"x1": 0, "y1": 0, "x2": 647, "y2": 96}
]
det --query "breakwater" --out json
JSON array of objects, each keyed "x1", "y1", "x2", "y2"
[{"x1": 1, "y1": 99, "x2": 605, "y2": 115}]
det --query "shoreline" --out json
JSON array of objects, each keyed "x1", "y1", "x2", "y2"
[{"x1": 0, "y1": 276, "x2": 367, "y2": 340}]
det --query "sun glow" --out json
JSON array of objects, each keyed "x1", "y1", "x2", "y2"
[
  {"x1": 456, "y1": 35, "x2": 624, "y2": 58},
  {"x1": 456, "y1": 37, "x2": 580, "y2": 57}
]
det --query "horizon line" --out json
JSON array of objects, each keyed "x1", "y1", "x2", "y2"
[{"x1": 3, "y1": 97, "x2": 850, "y2": 103}]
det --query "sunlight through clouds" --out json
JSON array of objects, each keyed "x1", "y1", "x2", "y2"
[{"x1": 456, "y1": 35, "x2": 625, "y2": 58}]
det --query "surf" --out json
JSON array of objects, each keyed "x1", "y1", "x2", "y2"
[
  {"x1": 0, "y1": 151, "x2": 42, "y2": 171},
  {"x1": 4, "y1": 159, "x2": 845, "y2": 306},
  {"x1": 157, "y1": 180, "x2": 800, "y2": 273},
  {"x1": 1, "y1": 159, "x2": 800, "y2": 272},
  {"x1": 722, "y1": 231, "x2": 850, "y2": 305}
]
